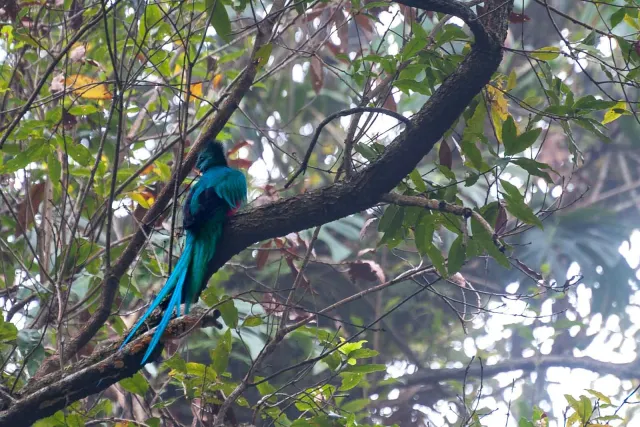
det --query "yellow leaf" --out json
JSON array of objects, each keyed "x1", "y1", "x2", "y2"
[
  {"x1": 531, "y1": 46, "x2": 561, "y2": 61},
  {"x1": 64, "y1": 74, "x2": 112, "y2": 100},
  {"x1": 174, "y1": 63, "x2": 182, "y2": 75},
  {"x1": 486, "y1": 85, "x2": 508, "y2": 120},
  {"x1": 130, "y1": 192, "x2": 152, "y2": 209},
  {"x1": 190, "y1": 82, "x2": 203, "y2": 97},
  {"x1": 506, "y1": 69, "x2": 517, "y2": 91},
  {"x1": 602, "y1": 101, "x2": 628, "y2": 125},
  {"x1": 212, "y1": 73, "x2": 223, "y2": 90},
  {"x1": 623, "y1": 14, "x2": 640, "y2": 30}
]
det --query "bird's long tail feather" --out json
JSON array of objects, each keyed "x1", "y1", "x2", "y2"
[{"x1": 120, "y1": 235, "x2": 194, "y2": 364}]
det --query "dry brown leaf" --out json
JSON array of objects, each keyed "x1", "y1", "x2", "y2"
[
  {"x1": 310, "y1": 56, "x2": 323, "y2": 94},
  {"x1": 15, "y1": 182, "x2": 46, "y2": 237},
  {"x1": 69, "y1": 44, "x2": 86, "y2": 62},
  {"x1": 439, "y1": 140, "x2": 453, "y2": 169},
  {"x1": 347, "y1": 260, "x2": 385, "y2": 283},
  {"x1": 256, "y1": 241, "x2": 272, "y2": 269}
]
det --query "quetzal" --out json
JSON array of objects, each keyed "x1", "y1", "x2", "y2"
[{"x1": 120, "y1": 139, "x2": 247, "y2": 365}]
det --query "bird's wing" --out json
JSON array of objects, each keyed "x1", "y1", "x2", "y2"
[
  {"x1": 183, "y1": 179, "x2": 225, "y2": 230},
  {"x1": 213, "y1": 168, "x2": 247, "y2": 210}
]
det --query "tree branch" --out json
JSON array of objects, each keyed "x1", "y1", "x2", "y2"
[
  {"x1": 400, "y1": 355, "x2": 640, "y2": 387},
  {"x1": 0, "y1": 308, "x2": 223, "y2": 426}
]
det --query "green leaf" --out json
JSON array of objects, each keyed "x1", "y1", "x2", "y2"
[
  {"x1": 210, "y1": 328, "x2": 232, "y2": 375},
  {"x1": 254, "y1": 43, "x2": 273, "y2": 71},
  {"x1": 63, "y1": 142, "x2": 93, "y2": 167},
  {"x1": 471, "y1": 216, "x2": 510, "y2": 268},
  {"x1": 447, "y1": 236, "x2": 466, "y2": 275},
  {"x1": 518, "y1": 418, "x2": 534, "y2": 427},
  {"x1": 378, "y1": 206, "x2": 404, "y2": 247},
  {"x1": 119, "y1": 372, "x2": 149, "y2": 396},
  {"x1": 342, "y1": 363, "x2": 386, "y2": 373},
  {"x1": 207, "y1": 0, "x2": 232, "y2": 42},
  {"x1": 67, "y1": 104, "x2": 99, "y2": 115},
  {"x1": 530, "y1": 46, "x2": 560, "y2": 61},
  {"x1": 255, "y1": 376, "x2": 278, "y2": 400},
  {"x1": 0, "y1": 141, "x2": 50, "y2": 173},
  {"x1": 415, "y1": 215, "x2": 433, "y2": 256},
  {"x1": 349, "y1": 348, "x2": 379, "y2": 359},
  {"x1": 0, "y1": 317, "x2": 18, "y2": 342},
  {"x1": 461, "y1": 139, "x2": 487, "y2": 171},
  {"x1": 393, "y1": 79, "x2": 431, "y2": 95},
  {"x1": 341, "y1": 398, "x2": 371, "y2": 413},
  {"x1": 339, "y1": 373, "x2": 363, "y2": 391},
  {"x1": 573, "y1": 95, "x2": 617, "y2": 111},
  {"x1": 242, "y1": 315, "x2": 263, "y2": 327},
  {"x1": 586, "y1": 389, "x2": 611, "y2": 405},
  {"x1": 502, "y1": 115, "x2": 517, "y2": 145},
  {"x1": 610, "y1": 8, "x2": 626, "y2": 28},
  {"x1": 426, "y1": 242, "x2": 447, "y2": 277},
  {"x1": 409, "y1": 169, "x2": 426, "y2": 192},
  {"x1": 218, "y1": 298, "x2": 238, "y2": 328},
  {"x1": 400, "y1": 37, "x2": 428, "y2": 61},
  {"x1": 510, "y1": 158, "x2": 554, "y2": 183},
  {"x1": 500, "y1": 180, "x2": 543, "y2": 228},
  {"x1": 47, "y1": 152, "x2": 61, "y2": 185},
  {"x1": 504, "y1": 127, "x2": 541, "y2": 156}
]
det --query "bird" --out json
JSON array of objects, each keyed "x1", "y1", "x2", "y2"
[{"x1": 120, "y1": 139, "x2": 247, "y2": 365}]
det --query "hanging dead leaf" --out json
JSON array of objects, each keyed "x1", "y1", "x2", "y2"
[
  {"x1": 449, "y1": 272, "x2": 467, "y2": 287},
  {"x1": 439, "y1": 140, "x2": 452, "y2": 169},
  {"x1": 354, "y1": 14, "x2": 374, "y2": 39},
  {"x1": 65, "y1": 74, "x2": 112, "y2": 100},
  {"x1": 347, "y1": 260, "x2": 385, "y2": 283},
  {"x1": 69, "y1": 44, "x2": 85, "y2": 62},
  {"x1": 310, "y1": 56, "x2": 323, "y2": 94},
  {"x1": 15, "y1": 182, "x2": 46, "y2": 237},
  {"x1": 62, "y1": 110, "x2": 77, "y2": 130},
  {"x1": 256, "y1": 241, "x2": 272, "y2": 269},
  {"x1": 495, "y1": 203, "x2": 507, "y2": 234},
  {"x1": 359, "y1": 217, "x2": 377, "y2": 240},
  {"x1": 207, "y1": 56, "x2": 218, "y2": 75},
  {"x1": 69, "y1": 0, "x2": 84, "y2": 30},
  {"x1": 50, "y1": 74, "x2": 66, "y2": 92}
]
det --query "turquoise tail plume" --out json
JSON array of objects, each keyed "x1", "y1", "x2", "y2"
[{"x1": 119, "y1": 235, "x2": 195, "y2": 365}]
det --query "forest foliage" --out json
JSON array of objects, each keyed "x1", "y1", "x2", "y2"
[{"x1": 0, "y1": 0, "x2": 640, "y2": 425}]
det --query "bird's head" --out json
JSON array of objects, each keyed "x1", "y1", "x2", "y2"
[{"x1": 195, "y1": 139, "x2": 228, "y2": 172}]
